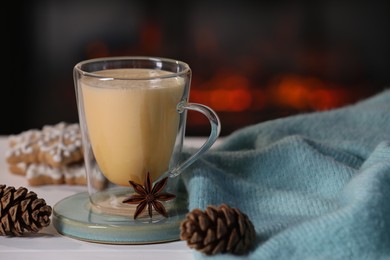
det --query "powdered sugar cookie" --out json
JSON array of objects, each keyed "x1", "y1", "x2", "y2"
[
  {"x1": 3, "y1": 122, "x2": 102, "y2": 187},
  {"x1": 25, "y1": 162, "x2": 87, "y2": 186},
  {"x1": 62, "y1": 163, "x2": 87, "y2": 185},
  {"x1": 8, "y1": 162, "x2": 28, "y2": 176},
  {"x1": 5, "y1": 129, "x2": 42, "y2": 164},
  {"x1": 38, "y1": 122, "x2": 83, "y2": 168},
  {"x1": 24, "y1": 162, "x2": 106, "y2": 188},
  {"x1": 26, "y1": 163, "x2": 64, "y2": 186}
]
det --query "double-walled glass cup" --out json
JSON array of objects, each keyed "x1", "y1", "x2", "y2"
[{"x1": 74, "y1": 56, "x2": 220, "y2": 218}]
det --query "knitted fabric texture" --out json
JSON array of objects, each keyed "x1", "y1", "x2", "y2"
[{"x1": 181, "y1": 89, "x2": 390, "y2": 259}]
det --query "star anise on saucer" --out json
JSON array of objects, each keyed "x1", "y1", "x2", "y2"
[{"x1": 122, "y1": 172, "x2": 176, "y2": 219}]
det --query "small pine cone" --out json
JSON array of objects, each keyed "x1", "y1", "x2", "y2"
[
  {"x1": 180, "y1": 204, "x2": 256, "y2": 256},
  {"x1": 0, "y1": 184, "x2": 52, "y2": 236}
]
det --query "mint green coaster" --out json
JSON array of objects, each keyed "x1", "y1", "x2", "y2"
[{"x1": 52, "y1": 192, "x2": 188, "y2": 244}]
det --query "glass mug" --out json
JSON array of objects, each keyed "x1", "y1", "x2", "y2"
[{"x1": 74, "y1": 56, "x2": 221, "y2": 218}]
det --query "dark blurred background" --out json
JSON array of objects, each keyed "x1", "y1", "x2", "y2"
[{"x1": 3, "y1": 0, "x2": 390, "y2": 136}]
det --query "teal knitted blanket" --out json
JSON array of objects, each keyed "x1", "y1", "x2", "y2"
[{"x1": 182, "y1": 90, "x2": 390, "y2": 259}]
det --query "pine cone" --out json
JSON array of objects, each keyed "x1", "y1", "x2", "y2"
[
  {"x1": 180, "y1": 204, "x2": 256, "y2": 256},
  {"x1": 0, "y1": 184, "x2": 52, "y2": 236}
]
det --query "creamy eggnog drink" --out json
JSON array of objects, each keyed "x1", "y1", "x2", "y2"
[{"x1": 81, "y1": 68, "x2": 185, "y2": 186}]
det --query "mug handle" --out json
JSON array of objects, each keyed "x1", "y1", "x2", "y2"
[{"x1": 168, "y1": 101, "x2": 221, "y2": 178}]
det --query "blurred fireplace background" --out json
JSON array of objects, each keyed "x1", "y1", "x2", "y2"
[{"x1": 4, "y1": 0, "x2": 390, "y2": 136}]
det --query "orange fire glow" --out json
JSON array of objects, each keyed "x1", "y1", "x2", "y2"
[
  {"x1": 268, "y1": 74, "x2": 350, "y2": 111},
  {"x1": 190, "y1": 71, "x2": 351, "y2": 113},
  {"x1": 190, "y1": 70, "x2": 258, "y2": 112}
]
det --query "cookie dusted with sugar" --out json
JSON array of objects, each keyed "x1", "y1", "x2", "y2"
[
  {"x1": 25, "y1": 163, "x2": 88, "y2": 186},
  {"x1": 4, "y1": 122, "x2": 95, "y2": 187},
  {"x1": 5, "y1": 129, "x2": 42, "y2": 164},
  {"x1": 26, "y1": 163, "x2": 65, "y2": 186},
  {"x1": 37, "y1": 122, "x2": 83, "y2": 168}
]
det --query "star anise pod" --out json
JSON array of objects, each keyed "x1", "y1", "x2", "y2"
[{"x1": 122, "y1": 172, "x2": 176, "y2": 219}]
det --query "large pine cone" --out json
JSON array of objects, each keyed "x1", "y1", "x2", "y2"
[
  {"x1": 180, "y1": 204, "x2": 256, "y2": 255},
  {"x1": 0, "y1": 184, "x2": 52, "y2": 236}
]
